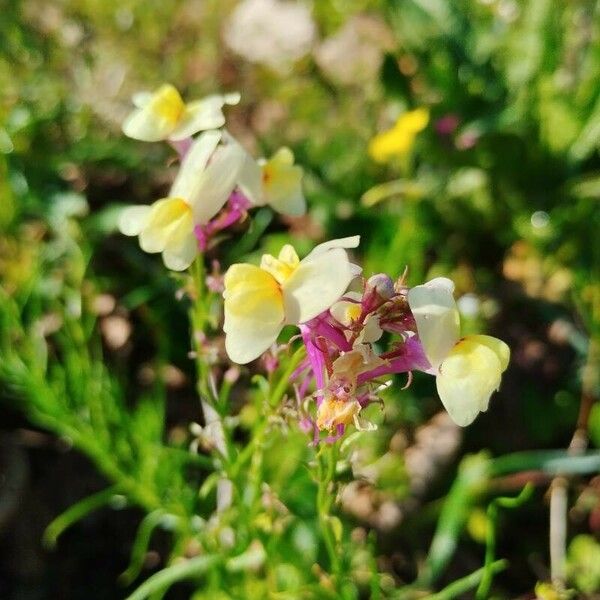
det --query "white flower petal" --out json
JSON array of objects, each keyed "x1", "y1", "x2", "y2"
[
  {"x1": 407, "y1": 277, "x2": 460, "y2": 370},
  {"x1": 132, "y1": 91, "x2": 152, "y2": 108},
  {"x1": 189, "y1": 142, "x2": 246, "y2": 224},
  {"x1": 436, "y1": 337, "x2": 503, "y2": 426},
  {"x1": 306, "y1": 235, "x2": 360, "y2": 259},
  {"x1": 170, "y1": 130, "x2": 222, "y2": 200},
  {"x1": 237, "y1": 154, "x2": 264, "y2": 205},
  {"x1": 170, "y1": 94, "x2": 236, "y2": 141},
  {"x1": 282, "y1": 247, "x2": 355, "y2": 324},
  {"x1": 118, "y1": 205, "x2": 151, "y2": 236}
]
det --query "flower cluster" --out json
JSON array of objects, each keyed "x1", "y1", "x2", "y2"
[
  {"x1": 118, "y1": 84, "x2": 509, "y2": 442},
  {"x1": 118, "y1": 84, "x2": 305, "y2": 270},
  {"x1": 222, "y1": 240, "x2": 509, "y2": 441}
]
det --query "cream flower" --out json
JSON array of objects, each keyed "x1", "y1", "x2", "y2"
[
  {"x1": 118, "y1": 130, "x2": 246, "y2": 270},
  {"x1": 407, "y1": 278, "x2": 510, "y2": 426},
  {"x1": 223, "y1": 236, "x2": 360, "y2": 364},
  {"x1": 122, "y1": 83, "x2": 240, "y2": 142},
  {"x1": 234, "y1": 143, "x2": 306, "y2": 216}
]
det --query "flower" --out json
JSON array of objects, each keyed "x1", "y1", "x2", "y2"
[
  {"x1": 223, "y1": 236, "x2": 360, "y2": 364},
  {"x1": 118, "y1": 130, "x2": 246, "y2": 270},
  {"x1": 122, "y1": 83, "x2": 240, "y2": 142},
  {"x1": 368, "y1": 107, "x2": 429, "y2": 163},
  {"x1": 407, "y1": 277, "x2": 509, "y2": 426},
  {"x1": 234, "y1": 143, "x2": 306, "y2": 216}
]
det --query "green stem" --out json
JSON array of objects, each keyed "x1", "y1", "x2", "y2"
[
  {"x1": 189, "y1": 256, "x2": 234, "y2": 464},
  {"x1": 476, "y1": 484, "x2": 533, "y2": 599},
  {"x1": 427, "y1": 560, "x2": 508, "y2": 600},
  {"x1": 43, "y1": 484, "x2": 122, "y2": 548},
  {"x1": 125, "y1": 555, "x2": 220, "y2": 600},
  {"x1": 317, "y1": 443, "x2": 341, "y2": 578}
]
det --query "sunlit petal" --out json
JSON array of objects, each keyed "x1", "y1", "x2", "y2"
[
  {"x1": 170, "y1": 93, "x2": 239, "y2": 141},
  {"x1": 436, "y1": 337, "x2": 503, "y2": 426},
  {"x1": 306, "y1": 236, "x2": 360, "y2": 259},
  {"x1": 122, "y1": 84, "x2": 185, "y2": 142},
  {"x1": 237, "y1": 154, "x2": 264, "y2": 206},
  {"x1": 162, "y1": 232, "x2": 198, "y2": 271},
  {"x1": 282, "y1": 247, "x2": 356, "y2": 324},
  {"x1": 223, "y1": 264, "x2": 285, "y2": 363},
  {"x1": 139, "y1": 198, "x2": 192, "y2": 253},
  {"x1": 262, "y1": 147, "x2": 305, "y2": 216},
  {"x1": 407, "y1": 277, "x2": 460, "y2": 370},
  {"x1": 189, "y1": 142, "x2": 246, "y2": 224},
  {"x1": 170, "y1": 130, "x2": 222, "y2": 200},
  {"x1": 118, "y1": 205, "x2": 151, "y2": 236},
  {"x1": 466, "y1": 334, "x2": 510, "y2": 372}
]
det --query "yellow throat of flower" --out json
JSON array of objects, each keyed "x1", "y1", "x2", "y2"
[
  {"x1": 149, "y1": 84, "x2": 185, "y2": 126},
  {"x1": 260, "y1": 244, "x2": 300, "y2": 285}
]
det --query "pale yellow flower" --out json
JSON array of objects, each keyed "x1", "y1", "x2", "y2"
[
  {"x1": 122, "y1": 83, "x2": 240, "y2": 142},
  {"x1": 368, "y1": 107, "x2": 429, "y2": 163},
  {"x1": 407, "y1": 277, "x2": 509, "y2": 426},
  {"x1": 223, "y1": 237, "x2": 360, "y2": 364},
  {"x1": 235, "y1": 144, "x2": 306, "y2": 216},
  {"x1": 118, "y1": 131, "x2": 246, "y2": 270}
]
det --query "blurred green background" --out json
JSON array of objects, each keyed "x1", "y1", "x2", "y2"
[{"x1": 1, "y1": 0, "x2": 600, "y2": 598}]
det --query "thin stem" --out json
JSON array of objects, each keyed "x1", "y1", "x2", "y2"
[
  {"x1": 316, "y1": 442, "x2": 341, "y2": 579},
  {"x1": 189, "y1": 256, "x2": 233, "y2": 463}
]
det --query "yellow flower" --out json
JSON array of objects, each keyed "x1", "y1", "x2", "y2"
[
  {"x1": 407, "y1": 277, "x2": 509, "y2": 426},
  {"x1": 122, "y1": 83, "x2": 240, "y2": 142},
  {"x1": 118, "y1": 131, "x2": 246, "y2": 270},
  {"x1": 223, "y1": 236, "x2": 360, "y2": 364},
  {"x1": 235, "y1": 144, "x2": 306, "y2": 216},
  {"x1": 368, "y1": 107, "x2": 429, "y2": 163}
]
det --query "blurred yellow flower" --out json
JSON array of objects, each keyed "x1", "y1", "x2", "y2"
[
  {"x1": 223, "y1": 237, "x2": 360, "y2": 364},
  {"x1": 408, "y1": 277, "x2": 509, "y2": 426},
  {"x1": 122, "y1": 83, "x2": 240, "y2": 142},
  {"x1": 368, "y1": 107, "x2": 429, "y2": 163}
]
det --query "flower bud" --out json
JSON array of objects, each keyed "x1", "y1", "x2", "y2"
[{"x1": 366, "y1": 273, "x2": 395, "y2": 300}]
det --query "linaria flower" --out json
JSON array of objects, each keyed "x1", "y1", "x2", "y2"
[
  {"x1": 118, "y1": 130, "x2": 246, "y2": 270},
  {"x1": 233, "y1": 143, "x2": 306, "y2": 216},
  {"x1": 223, "y1": 236, "x2": 360, "y2": 364},
  {"x1": 407, "y1": 277, "x2": 509, "y2": 426},
  {"x1": 368, "y1": 107, "x2": 429, "y2": 163},
  {"x1": 122, "y1": 83, "x2": 240, "y2": 142}
]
